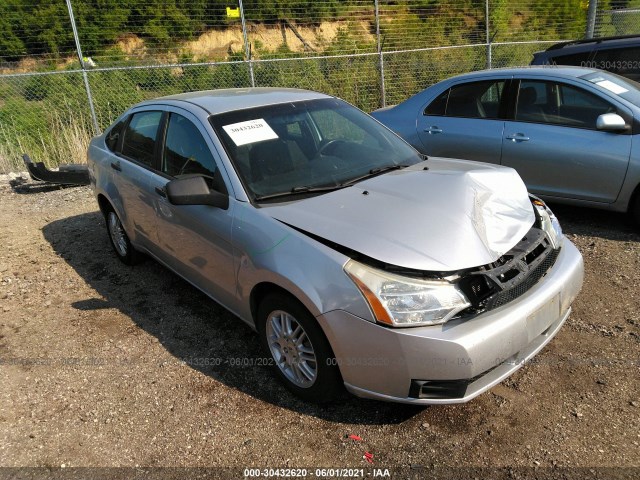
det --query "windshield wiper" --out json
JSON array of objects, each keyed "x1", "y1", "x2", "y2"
[
  {"x1": 254, "y1": 165, "x2": 409, "y2": 201},
  {"x1": 340, "y1": 164, "x2": 409, "y2": 187},
  {"x1": 254, "y1": 184, "x2": 347, "y2": 202}
]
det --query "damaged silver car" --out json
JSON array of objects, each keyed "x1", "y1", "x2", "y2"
[{"x1": 87, "y1": 88, "x2": 584, "y2": 404}]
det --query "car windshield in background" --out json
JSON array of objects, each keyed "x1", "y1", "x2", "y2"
[
  {"x1": 209, "y1": 98, "x2": 422, "y2": 200},
  {"x1": 581, "y1": 71, "x2": 640, "y2": 107}
]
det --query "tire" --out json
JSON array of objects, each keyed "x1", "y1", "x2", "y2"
[
  {"x1": 104, "y1": 206, "x2": 142, "y2": 265},
  {"x1": 257, "y1": 293, "x2": 343, "y2": 403}
]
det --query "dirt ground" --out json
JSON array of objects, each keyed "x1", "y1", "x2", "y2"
[{"x1": 0, "y1": 179, "x2": 638, "y2": 479}]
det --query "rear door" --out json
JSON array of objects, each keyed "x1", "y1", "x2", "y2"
[
  {"x1": 501, "y1": 78, "x2": 632, "y2": 203},
  {"x1": 416, "y1": 78, "x2": 509, "y2": 165},
  {"x1": 115, "y1": 109, "x2": 167, "y2": 254}
]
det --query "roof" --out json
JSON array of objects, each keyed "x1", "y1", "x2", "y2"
[
  {"x1": 441, "y1": 65, "x2": 601, "y2": 81},
  {"x1": 138, "y1": 87, "x2": 332, "y2": 115},
  {"x1": 543, "y1": 34, "x2": 640, "y2": 52}
]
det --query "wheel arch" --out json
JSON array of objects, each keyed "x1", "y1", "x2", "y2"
[
  {"x1": 628, "y1": 182, "x2": 640, "y2": 222},
  {"x1": 249, "y1": 282, "x2": 318, "y2": 328},
  {"x1": 97, "y1": 193, "x2": 112, "y2": 217},
  {"x1": 252, "y1": 281, "x2": 345, "y2": 399}
]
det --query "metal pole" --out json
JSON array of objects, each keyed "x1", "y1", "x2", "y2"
[
  {"x1": 238, "y1": 0, "x2": 255, "y2": 87},
  {"x1": 586, "y1": 0, "x2": 598, "y2": 39},
  {"x1": 486, "y1": 0, "x2": 492, "y2": 69},
  {"x1": 374, "y1": 0, "x2": 386, "y2": 107},
  {"x1": 65, "y1": 0, "x2": 100, "y2": 134}
]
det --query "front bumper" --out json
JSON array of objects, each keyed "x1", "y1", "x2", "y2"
[{"x1": 318, "y1": 240, "x2": 584, "y2": 404}]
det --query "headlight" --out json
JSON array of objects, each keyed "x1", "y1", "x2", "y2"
[
  {"x1": 345, "y1": 260, "x2": 470, "y2": 327},
  {"x1": 531, "y1": 197, "x2": 563, "y2": 249}
]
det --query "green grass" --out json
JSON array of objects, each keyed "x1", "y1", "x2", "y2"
[{"x1": 0, "y1": 42, "x2": 539, "y2": 173}]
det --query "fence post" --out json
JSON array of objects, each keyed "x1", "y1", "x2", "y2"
[
  {"x1": 586, "y1": 0, "x2": 598, "y2": 38},
  {"x1": 374, "y1": 0, "x2": 386, "y2": 107},
  {"x1": 238, "y1": 0, "x2": 255, "y2": 87},
  {"x1": 485, "y1": 0, "x2": 492, "y2": 69},
  {"x1": 65, "y1": 0, "x2": 100, "y2": 135}
]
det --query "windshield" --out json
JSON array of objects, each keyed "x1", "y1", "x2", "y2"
[
  {"x1": 209, "y1": 98, "x2": 423, "y2": 200},
  {"x1": 581, "y1": 71, "x2": 640, "y2": 107}
]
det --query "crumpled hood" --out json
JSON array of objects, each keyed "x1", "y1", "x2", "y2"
[{"x1": 264, "y1": 158, "x2": 535, "y2": 272}]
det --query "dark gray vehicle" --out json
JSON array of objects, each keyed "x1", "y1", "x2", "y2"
[
  {"x1": 372, "y1": 66, "x2": 640, "y2": 223},
  {"x1": 532, "y1": 35, "x2": 640, "y2": 81},
  {"x1": 88, "y1": 88, "x2": 583, "y2": 404}
]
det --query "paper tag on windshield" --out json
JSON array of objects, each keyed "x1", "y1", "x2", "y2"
[
  {"x1": 596, "y1": 80, "x2": 628, "y2": 95},
  {"x1": 222, "y1": 119, "x2": 278, "y2": 146}
]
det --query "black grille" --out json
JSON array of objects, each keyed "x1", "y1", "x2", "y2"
[
  {"x1": 483, "y1": 247, "x2": 559, "y2": 310},
  {"x1": 458, "y1": 226, "x2": 560, "y2": 314}
]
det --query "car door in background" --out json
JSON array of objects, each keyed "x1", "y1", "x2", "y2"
[
  {"x1": 501, "y1": 79, "x2": 632, "y2": 203},
  {"x1": 154, "y1": 110, "x2": 237, "y2": 308},
  {"x1": 416, "y1": 79, "x2": 508, "y2": 165}
]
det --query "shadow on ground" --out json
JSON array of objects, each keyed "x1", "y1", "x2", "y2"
[{"x1": 43, "y1": 211, "x2": 424, "y2": 425}]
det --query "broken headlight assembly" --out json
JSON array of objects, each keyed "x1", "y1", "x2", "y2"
[
  {"x1": 531, "y1": 196, "x2": 563, "y2": 249},
  {"x1": 345, "y1": 260, "x2": 471, "y2": 327}
]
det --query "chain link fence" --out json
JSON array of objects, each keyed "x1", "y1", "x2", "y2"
[
  {"x1": 0, "y1": 0, "x2": 596, "y2": 172},
  {"x1": 594, "y1": 7, "x2": 640, "y2": 37}
]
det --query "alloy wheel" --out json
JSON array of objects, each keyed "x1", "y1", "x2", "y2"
[{"x1": 266, "y1": 310, "x2": 318, "y2": 388}]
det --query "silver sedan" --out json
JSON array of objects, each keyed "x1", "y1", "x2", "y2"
[
  {"x1": 88, "y1": 88, "x2": 583, "y2": 404},
  {"x1": 372, "y1": 66, "x2": 640, "y2": 224}
]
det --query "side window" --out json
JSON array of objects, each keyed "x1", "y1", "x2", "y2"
[
  {"x1": 121, "y1": 111, "x2": 163, "y2": 167},
  {"x1": 479, "y1": 81, "x2": 505, "y2": 118},
  {"x1": 516, "y1": 80, "x2": 615, "y2": 129},
  {"x1": 442, "y1": 80, "x2": 506, "y2": 119},
  {"x1": 557, "y1": 84, "x2": 614, "y2": 128},
  {"x1": 593, "y1": 47, "x2": 640, "y2": 78},
  {"x1": 424, "y1": 90, "x2": 449, "y2": 116},
  {"x1": 105, "y1": 119, "x2": 125, "y2": 152},
  {"x1": 551, "y1": 51, "x2": 592, "y2": 67},
  {"x1": 162, "y1": 113, "x2": 220, "y2": 182},
  {"x1": 515, "y1": 81, "x2": 549, "y2": 123}
]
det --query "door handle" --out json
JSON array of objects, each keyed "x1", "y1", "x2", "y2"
[
  {"x1": 424, "y1": 126, "x2": 443, "y2": 134},
  {"x1": 505, "y1": 133, "x2": 530, "y2": 142},
  {"x1": 110, "y1": 161, "x2": 121, "y2": 171},
  {"x1": 155, "y1": 186, "x2": 166, "y2": 198}
]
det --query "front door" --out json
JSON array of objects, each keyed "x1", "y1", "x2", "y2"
[
  {"x1": 153, "y1": 109, "x2": 237, "y2": 307},
  {"x1": 501, "y1": 79, "x2": 632, "y2": 203}
]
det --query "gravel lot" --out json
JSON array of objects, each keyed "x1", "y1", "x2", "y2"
[{"x1": 0, "y1": 179, "x2": 639, "y2": 479}]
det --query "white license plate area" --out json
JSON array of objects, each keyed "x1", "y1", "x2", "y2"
[{"x1": 526, "y1": 293, "x2": 560, "y2": 341}]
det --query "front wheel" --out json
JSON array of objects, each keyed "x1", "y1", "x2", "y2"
[
  {"x1": 105, "y1": 207, "x2": 142, "y2": 265},
  {"x1": 257, "y1": 293, "x2": 342, "y2": 402}
]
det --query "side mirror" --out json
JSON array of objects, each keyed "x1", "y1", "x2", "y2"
[
  {"x1": 165, "y1": 176, "x2": 229, "y2": 210},
  {"x1": 596, "y1": 113, "x2": 628, "y2": 132}
]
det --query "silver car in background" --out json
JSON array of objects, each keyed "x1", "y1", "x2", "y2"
[
  {"x1": 372, "y1": 66, "x2": 640, "y2": 224},
  {"x1": 88, "y1": 88, "x2": 583, "y2": 404}
]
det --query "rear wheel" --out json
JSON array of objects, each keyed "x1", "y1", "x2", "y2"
[
  {"x1": 105, "y1": 207, "x2": 142, "y2": 265},
  {"x1": 257, "y1": 293, "x2": 342, "y2": 402}
]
